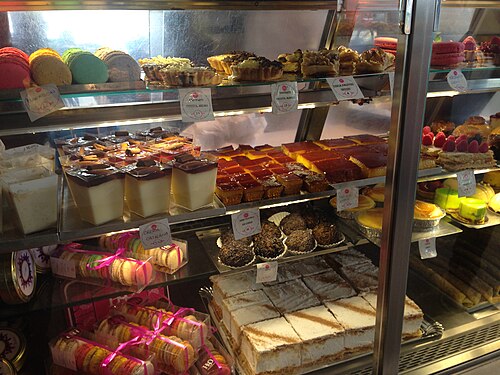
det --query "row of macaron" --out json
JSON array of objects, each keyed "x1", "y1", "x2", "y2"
[{"x1": 0, "y1": 46, "x2": 140, "y2": 90}]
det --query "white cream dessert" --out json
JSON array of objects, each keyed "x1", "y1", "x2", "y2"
[
  {"x1": 221, "y1": 290, "x2": 270, "y2": 335},
  {"x1": 302, "y1": 270, "x2": 356, "y2": 302},
  {"x1": 171, "y1": 154, "x2": 217, "y2": 211},
  {"x1": 326, "y1": 249, "x2": 372, "y2": 268},
  {"x1": 362, "y1": 292, "x2": 423, "y2": 339},
  {"x1": 263, "y1": 279, "x2": 320, "y2": 314},
  {"x1": 325, "y1": 296, "x2": 377, "y2": 351},
  {"x1": 285, "y1": 306, "x2": 345, "y2": 365},
  {"x1": 341, "y1": 262, "x2": 379, "y2": 292},
  {"x1": 240, "y1": 317, "x2": 301, "y2": 375},
  {"x1": 289, "y1": 257, "x2": 331, "y2": 277},
  {"x1": 263, "y1": 261, "x2": 302, "y2": 286},
  {"x1": 125, "y1": 160, "x2": 172, "y2": 217},
  {"x1": 1, "y1": 166, "x2": 58, "y2": 234},
  {"x1": 230, "y1": 302, "x2": 280, "y2": 348},
  {"x1": 210, "y1": 271, "x2": 261, "y2": 310},
  {"x1": 65, "y1": 163, "x2": 124, "y2": 225}
]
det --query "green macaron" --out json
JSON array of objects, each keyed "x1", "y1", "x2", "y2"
[{"x1": 62, "y1": 48, "x2": 109, "y2": 84}]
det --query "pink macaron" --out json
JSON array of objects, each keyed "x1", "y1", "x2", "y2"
[{"x1": 432, "y1": 41, "x2": 465, "y2": 54}]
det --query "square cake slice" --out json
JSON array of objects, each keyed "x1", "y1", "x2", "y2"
[
  {"x1": 231, "y1": 303, "x2": 281, "y2": 349},
  {"x1": 285, "y1": 306, "x2": 345, "y2": 365},
  {"x1": 326, "y1": 249, "x2": 372, "y2": 269},
  {"x1": 263, "y1": 262, "x2": 302, "y2": 286},
  {"x1": 362, "y1": 292, "x2": 423, "y2": 339},
  {"x1": 211, "y1": 271, "x2": 262, "y2": 313},
  {"x1": 221, "y1": 290, "x2": 270, "y2": 336},
  {"x1": 264, "y1": 279, "x2": 321, "y2": 314},
  {"x1": 289, "y1": 257, "x2": 331, "y2": 277},
  {"x1": 341, "y1": 262, "x2": 379, "y2": 292},
  {"x1": 240, "y1": 317, "x2": 302, "y2": 375},
  {"x1": 303, "y1": 270, "x2": 357, "y2": 302},
  {"x1": 325, "y1": 296, "x2": 377, "y2": 352}
]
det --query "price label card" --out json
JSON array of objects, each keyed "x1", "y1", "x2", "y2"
[
  {"x1": 336, "y1": 186, "x2": 359, "y2": 212},
  {"x1": 139, "y1": 218, "x2": 172, "y2": 250},
  {"x1": 179, "y1": 88, "x2": 215, "y2": 122},
  {"x1": 446, "y1": 69, "x2": 468, "y2": 92},
  {"x1": 271, "y1": 81, "x2": 298, "y2": 114},
  {"x1": 418, "y1": 238, "x2": 437, "y2": 259},
  {"x1": 457, "y1": 169, "x2": 476, "y2": 197},
  {"x1": 388, "y1": 72, "x2": 395, "y2": 97},
  {"x1": 231, "y1": 208, "x2": 261, "y2": 240},
  {"x1": 256, "y1": 261, "x2": 278, "y2": 283},
  {"x1": 20, "y1": 84, "x2": 64, "y2": 122},
  {"x1": 50, "y1": 257, "x2": 76, "y2": 278},
  {"x1": 326, "y1": 76, "x2": 364, "y2": 101}
]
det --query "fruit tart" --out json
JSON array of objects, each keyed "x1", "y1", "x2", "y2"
[
  {"x1": 301, "y1": 49, "x2": 339, "y2": 77},
  {"x1": 356, "y1": 47, "x2": 395, "y2": 74},
  {"x1": 207, "y1": 51, "x2": 256, "y2": 75},
  {"x1": 337, "y1": 45, "x2": 360, "y2": 75},
  {"x1": 277, "y1": 49, "x2": 303, "y2": 73},
  {"x1": 230, "y1": 56, "x2": 283, "y2": 81},
  {"x1": 139, "y1": 55, "x2": 192, "y2": 81}
]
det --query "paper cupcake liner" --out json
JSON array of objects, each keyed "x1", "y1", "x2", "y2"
[
  {"x1": 216, "y1": 237, "x2": 254, "y2": 249},
  {"x1": 283, "y1": 238, "x2": 318, "y2": 255},
  {"x1": 256, "y1": 247, "x2": 287, "y2": 262},
  {"x1": 267, "y1": 212, "x2": 290, "y2": 226},
  {"x1": 316, "y1": 232, "x2": 346, "y2": 248},
  {"x1": 218, "y1": 254, "x2": 256, "y2": 270}
]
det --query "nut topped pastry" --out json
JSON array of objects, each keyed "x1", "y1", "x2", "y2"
[
  {"x1": 230, "y1": 56, "x2": 283, "y2": 81},
  {"x1": 280, "y1": 212, "x2": 307, "y2": 235},
  {"x1": 254, "y1": 236, "x2": 286, "y2": 260},
  {"x1": 301, "y1": 49, "x2": 339, "y2": 77},
  {"x1": 285, "y1": 229, "x2": 316, "y2": 254},
  {"x1": 139, "y1": 55, "x2": 193, "y2": 81},
  {"x1": 219, "y1": 242, "x2": 255, "y2": 268},
  {"x1": 337, "y1": 45, "x2": 360, "y2": 75},
  {"x1": 207, "y1": 51, "x2": 256, "y2": 74},
  {"x1": 157, "y1": 65, "x2": 216, "y2": 87},
  {"x1": 260, "y1": 220, "x2": 282, "y2": 238},
  {"x1": 312, "y1": 222, "x2": 340, "y2": 246},
  {"x1": 220, "y1": 229, "x2": 253, "y2": 247},
  {"x1": 277, "y1": 49, "x2": 302, "y2": 73},
  {"x1": 356, "y1": 47, "x2": 395, "y2": 74}
]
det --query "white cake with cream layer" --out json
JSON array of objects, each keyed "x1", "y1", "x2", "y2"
[
  {"x1": 326, "y1": 249, "x2": 372, "y2": 268},
  {"x1": 264, "y1": 279, "x2": 320, "y2": 314},
  {"x1": 240, "y1": 317, "x2": 302, "y2": 375},
  {"x1": 362, "y1": 292, "x2": 423, "y2": 338},
  {"x1": 302, "y1": 270, "x2": 356, "y2": 302},
  {"x1": 211, "y1": 271, "x2": 262, "y2": 310},
  {"x1": 290, "y1": 257, "x2": 331, "y2": 277},
  {"x1": 263, "y1": 261, "x2": 302, "y2": 286},
  {"x1": 285, "y1": 306, "x2": 345, "y2": 365},
  {"x1": 325, "y1": 295, "x2": 377, "y2": 351},
  {"x1": 125, "y1": 170, "x2": 171, "y2": 217},
  {"x1": 221, "y1": 290, "x2": 270, "y2": 335},
  {"x1": 341, "y1": 262, "x2": 379, "y2": 292},
  {"x1": 230, "y1": 303, "x2": 280, "y2": 348}
]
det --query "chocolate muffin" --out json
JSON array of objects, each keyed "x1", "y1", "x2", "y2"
[
  {"x1": 313, "y1": 222, "x2": 340, "y2": 246},
  {"x1": 220, "y1": 229, "x2": 252, "y2": 247},
  {"x1": 254, "y1": 236, "x2": 285, "y2": 259},
  {"x1": 300, "y1": 209, "x2": 319, "y2": 229},
  {"x1": 285, "y1": 229, "x2": 316, "y2": 253},
  {"x1": 260, "y1": 221, "x2": 282, "y2": 238},
  {"x1": 280, "y1": 212, "x2": 307, "y2": 235},
  {"x1": 219, "y1": 242, "x2": 254, "y2": 268}
]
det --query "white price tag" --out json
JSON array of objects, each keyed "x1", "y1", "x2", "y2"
[
  {"x1": 388, "y1": 72, "x2": 395, "y2": 97},
  {"x1": 51, "y1": 344, "x2": 77, "y2": 370},
  {"x1": 326, "y1": 76, "x2": 364, "y2": 101},
  {"x1": 179, "y1": 88, "x2": 214, "y2": 122},
  {"x1": 456, "y1": 169, "x2": 476, "y2": 197},
  {"x1": 446, "y1": 69, "x2": 468, "y2": 92},
  {"x1": 20, "y1": 84, "x2": 64, "y2": 122},
  {"x1": 50, "y1": 257, "x2": 76, "y2": 278},
  {"x1": 231, "y1": 208, "x2": 261, "y2": 240},
  {"x1": 271, "y1": 81, "x2": 298, "y2": 114},
  {"x1": 139, "y1": 218, "x2": 172, "y2": 250},
  {"x1": 418, "y1": 238, "x2": 437, "y2": 259},
  {"x1": 256, "y1": 262, "x2": 278, "y2": 283},
  {"x1": 336, "y1": 186, "x2": 359, "y2": 211}
]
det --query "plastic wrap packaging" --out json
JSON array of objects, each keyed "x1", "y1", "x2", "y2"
[
  {"x1": 195, "y1": 336, "x2": 233, "y2": 375},
  {"x1": 50, "y1": 243, "x2": 155, "y2": 292},
  {"x1": 94, "y1": 316, "x2": 196, "y2": 374},
  {"x1": 114, "y1": 297, "x2": 209, "y2": 350},
  {"x1": 50, "y1": 330, "x2": 154, "y2": 375},
  {"x1": 99, "y1": 231, "x2": 188, "y2": 274}
]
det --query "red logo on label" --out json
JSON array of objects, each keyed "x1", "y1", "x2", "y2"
[
  {"x1": 265, "y1": 264, "x2": 270, "y2": 269},
  {"x1": 243, "y1": 213, "x2": 249, "y2": 218},
  {"x1": 151, "y1": 224, "x2": 157, "y2": 230},
  {"x1": 282, "y1": 85, "x2": 287, "y2": 91},
  {"x1": 192, "y1": 92, "x2": 199, "y2": 99},
  {"x1": 454, "y1": 71, "x2": 458, "y2": 76},
  {"x1": 344, "y1": 188, "x2": 349, "y2": 194},
  {"x1": 339, "y1": 79, "x2": 344, "y2": 83},
  {"x1": 36, "y1": 87, "x2": 42, "y2": 92}
]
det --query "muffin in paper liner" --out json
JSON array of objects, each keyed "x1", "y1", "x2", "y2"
[
  {"x1": 218, "y1": 254, "x2": 256, "y2": 270},
  {"x1": 316, "y1": 232, "x2": 346, "y2": 249}
]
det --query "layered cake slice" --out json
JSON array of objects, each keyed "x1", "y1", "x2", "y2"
[
  {"x1": 282, "y1": 141, "x2": 322, "y2": 159},
  {"x1": 362, "y1": 292, "x2": 423, "y2": 339},
  {"x1": 289, "y1": 256, "x2": 331, "y2": 277},
  {"x1": 344, "y1": 134, "x2": 386, "y2": 145},
  {"x1": 326, "y1": 249, "x2": 372, "y2": 269},
  {"x1": 314, "y1": 138, "x2": 357, "y2": 150},
  {"x1": 264, "y1": 279, "x2": 320, "y2": 314},
  {"x1": 221, "y1": 290, "x2": 270, "y2": 334},
  {"x1": 341, "y1": 262, "x2": 379, "y2": 292},
  {"x1": 349, "y1": 152, "x2": 387, "y2": 178},
  {"x1": 325, "y1": 296, "x2": 377, "y2": 352},
  {"x1": 302, "y1": 270, "x2": 356, "y2": 302},
  {"x1": 296, "y1": 150, "x2": 340, "y2": 169},
  {"x1": 210, "y1": 271, "x2": 262, "y2": 315},
  {"x1": 262, "y1": 262, "x2": 302, "y2": 286},
  {"x1": 240, "y1": 317, "x2": 302, "y2": 375},
  {"x1": 285, "y1": 306, "x2": 345, "y2": 366}
]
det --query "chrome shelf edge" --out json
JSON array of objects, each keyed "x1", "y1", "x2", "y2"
[{"x1": 416, "y1": 165, "x2": 500, "y2": 183}]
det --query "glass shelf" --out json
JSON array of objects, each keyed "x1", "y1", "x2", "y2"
[
  {"x1": 0, "y1": 232, "x2": 217, "y2": 320},
  {"x1": 427, "y1": 64, "x2": 500, "y2": 95}
]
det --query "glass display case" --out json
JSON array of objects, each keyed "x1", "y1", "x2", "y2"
[{"x1": 0, "y1": 1, "x2": 498, "y2": 374}]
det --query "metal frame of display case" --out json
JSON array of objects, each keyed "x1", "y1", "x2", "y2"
[{"x1": 0, "y1": 1, "x2": 499, "y2": 374}]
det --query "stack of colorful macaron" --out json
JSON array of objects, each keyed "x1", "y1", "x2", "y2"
[
  {"x1": 62, "y1": 48, "x2": 109, "y2": 84},
  {"x1": 95, "y1": 47, "x2": 141, "y2": 82},
  {"x1": 0, "y1": 47, "x2": 31, "y2": 89},
  {"x1": 99, "y1": 232, "x2": 186, "y2": 273},
  {"x1": 431, "y1": 41, "x2": 465, "y2": 67},
  {"x1": 29, "y1": 48, "x2": 72, "y2": 86},
  {"x1": 52, "y1": 335, "x2": 154, "y2": 375},
  {"x1": 96, "y1": 317, "x2": 196, "y2": 373},
  {"x1": 374, "y1": 37, "x2": 397, "y2": 56}
]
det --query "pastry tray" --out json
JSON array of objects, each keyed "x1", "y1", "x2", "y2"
[
  {"x1": 199, "y1": 287, "x2": 444, "y2": 375},
  {"x1": 447, "y1": 210, "x2": 500, "y2": 230},
  {"x1": 196, "y1": 227, "x2": 352, "y2": 274}
]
